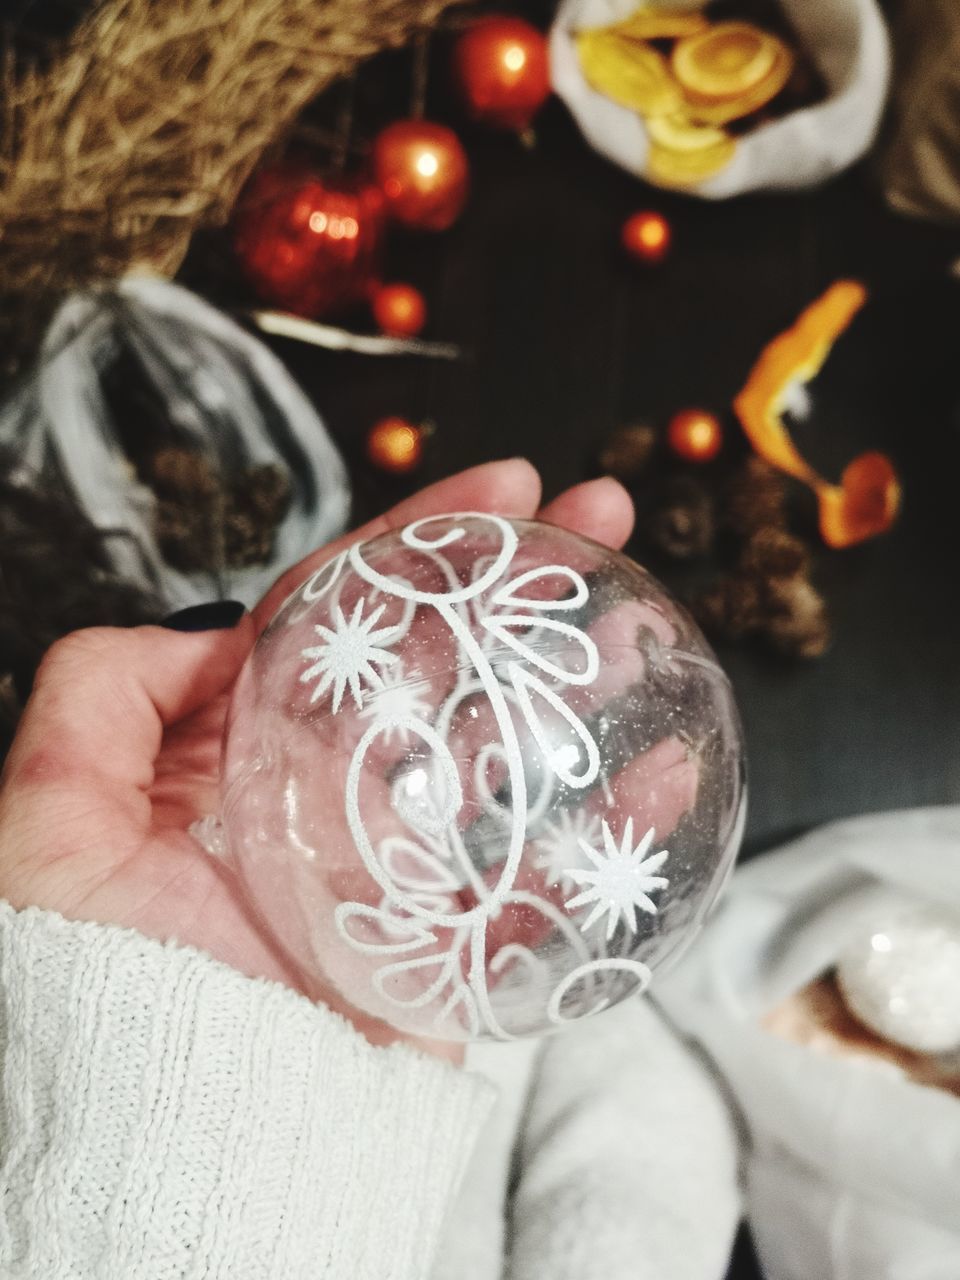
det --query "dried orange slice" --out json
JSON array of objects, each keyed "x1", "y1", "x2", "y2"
[
  {"x1": 680, "y1": 47, "x2": 794, "y2": 124},
  {"x1": 609, "y1": 6, "x2": 710, "y2": 41},
  {"x1": 576, "y1": 29, "x2": 682, "y2": 117},
  {"x1": 647, "y1": 135, "x2": 736, "y2": 185},
  {"x1": 672, "y1": 22, "x2": 787, "y2": 99},
  {"x1": 646, "y1": 113, "x2": 730, "y2": 153}
]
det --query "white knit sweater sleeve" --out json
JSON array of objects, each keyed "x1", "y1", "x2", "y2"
[{"x1": 0, "y1": 902, "x2": 495, "y2": 1280}]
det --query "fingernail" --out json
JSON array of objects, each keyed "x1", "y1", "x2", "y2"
[{"x1": 161, "y1": 600, "x2": 247, "y2": 632}]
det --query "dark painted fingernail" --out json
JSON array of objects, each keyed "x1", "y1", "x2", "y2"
[{"x1": 161, "y1": 600, "x2": 247, "y2": 632}]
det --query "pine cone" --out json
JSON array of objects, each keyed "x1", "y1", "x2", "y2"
[
  {"x1": 155, "y1": 499, "x2": 220, "y2": 572},
  {"x1": 763, "y1": 576, "x2": 831, "y2": 658},
  {"x1": 694, "y1": 574, "x2": 764, "y2": 640},
  {"x1": 237, "y1": 463, "x2": 292, "y2": 522},
  {"x1": 645, "y1": 477, "x2": 715, "y2": 559},
  {"x1": 148, "y1": 455, "x2": 291, "y2": 573},
  {"x1": 223, "y1": 510, "x2": 275, "y2": 568},
  {"x1": 223, "y1": 464, "x2": 292, "y2": 568},
  {"x1": 598, "y1": 424, "x2": 657, "y2": 481},
  {"x1": 741, "y1": 526, "x2": 809, "y2": 578},
  {"x1": 148, "y1": 447, "x2": 219, "y2": 498},
  {"x1": 725, "y1": 456, "x2": 787, "y2": 536}
]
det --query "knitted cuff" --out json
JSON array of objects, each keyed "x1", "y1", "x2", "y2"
[{"x1": 0, "y1": 903, "x2": 493, "y2": 1280}]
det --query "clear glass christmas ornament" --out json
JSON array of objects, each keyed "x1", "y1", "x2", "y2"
[{"x1": 214, "y1": 514, "x2": 745, "y2": 1041}]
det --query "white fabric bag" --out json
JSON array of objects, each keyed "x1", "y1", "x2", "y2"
[
  {"x1": 658, "y1": 807, "x2": 960, "y2": 1279},
  {"x1": 550, "y1": 0, "x2": 890, "y2": 197},
  {"x1": 0, "y1": 276, "x2": 350, "y2": 609}
]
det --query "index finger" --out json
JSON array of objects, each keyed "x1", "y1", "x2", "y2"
[{"x1": 253, "y1": 458, "x2": 542, "y2": 631}]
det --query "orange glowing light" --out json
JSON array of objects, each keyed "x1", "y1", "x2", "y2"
[
  {"x1": 366, "y1": 417, "x2": 425, "y2": 473},
  {"x1": 372, "y1": 283, "x2": 427, "y2": 338},
  {"x1": 452, "y1": 16, "x2": 550, "y2": 132},
  {"x1": 667, "y1": 409, "x2": 723, "y2": 463},
  {"x1": 503, "y1": 44, "x2": 527, "y2": 72},
  {"x1": 308, "y1": 210, "x2": 328, "y2": 234},
  {"x1": 371, "y1": 120, "x2": 469, "y2": 231},
  {"x1": 415, "y1": 150, "x2": 440, "y2": 179},
  {"x1": 622, "y1": 210, "x2": 671, "y2": 263}
]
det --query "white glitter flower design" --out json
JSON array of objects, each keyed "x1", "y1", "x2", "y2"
[
  {"x1": 358, "y1": 662, "x2": 433, "y2": 744},
  {"x1": 565, "y1": 818, "x2": 669, "y2": 940},
  {"x1": 535, "y1": 808, "x2": 602, "y2": 887},
  {"x1": 300, "y1": 599, "x2": 398, "y2": 712}
]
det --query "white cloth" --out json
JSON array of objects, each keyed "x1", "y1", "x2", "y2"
[
  {"x1": 0, "y1": 902, "x2": 741, "y2": 1280},
  {"x1": 503, "y1": 998, "x2": 742, "y2": 1280},
  {"x1": 436, "y1": 1003, "x2": 741, "y2": 1280},
  {"x1": 658, "y1": 807, "x2": 960, "y2": 1280}
]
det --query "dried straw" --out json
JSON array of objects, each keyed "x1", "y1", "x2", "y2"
[{"x1": 0, "y1": 0, "x2": 456, "y2": 305}]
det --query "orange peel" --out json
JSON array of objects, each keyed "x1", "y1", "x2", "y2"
[{"x1": 733, "y1": 281, "x2": 901, "y2": 548}]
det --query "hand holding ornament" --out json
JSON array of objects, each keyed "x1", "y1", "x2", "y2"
[{"x1": 0, "y1": 462, "x2": 634, "y2": 1061}]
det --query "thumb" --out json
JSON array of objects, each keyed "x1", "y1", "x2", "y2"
[{"x1": 2, "y1": 620, "x2": 255, "y2": 796}]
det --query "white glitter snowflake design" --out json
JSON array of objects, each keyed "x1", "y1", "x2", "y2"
[
  {"x1": 565, "y1": 819, "x2": 669, "y2": 940},
  {"x1": 535, "y1": 808, "x2": 603, "y2": 887},
  {"x1": 358, "y1": 662, "x2": 433, "y2": 744},
  {"x1": 300, "y1": 598, "x2": 398, "y2": 712}
]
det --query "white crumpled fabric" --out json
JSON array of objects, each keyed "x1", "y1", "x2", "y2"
[
  {"x1": 0, "y1": 276, "x2": 350, "y2": 610},
  {"x1": 550, "y1": 0, "x2": 890, "y2": 197},
  {"x1": 658, "y1": 807, "x2": 960, "y2": 1280}
]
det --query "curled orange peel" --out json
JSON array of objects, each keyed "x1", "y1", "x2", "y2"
[{"x1": 733, "y1": 281, "x2": 901, "y2": 548}]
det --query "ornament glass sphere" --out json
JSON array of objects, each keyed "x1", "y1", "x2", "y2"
[
  {"x1": 215, "y1": 514, "x2": 745, "y2": 1041},
  {"x1": 233, "y1": 166, "x2": 384, "y2": 318},
  {"x1": 366, "y1": 417, "x2": 425, "y2": 474},
  {"x1": 371, "y1": 121, "x2": 469, "y2": 231},
  {"x1": 453, "y1": 16, "x2": 551, "y2": 132},
  {"x1": 372, "y1": 282, "x2": 427, "y2": 338},
  {"x1": 667, "y1": 409, "x2": 724, "y2": 463},
  {"x1": 622, "y1": 210, "x2": 672, "y2": 264}
]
